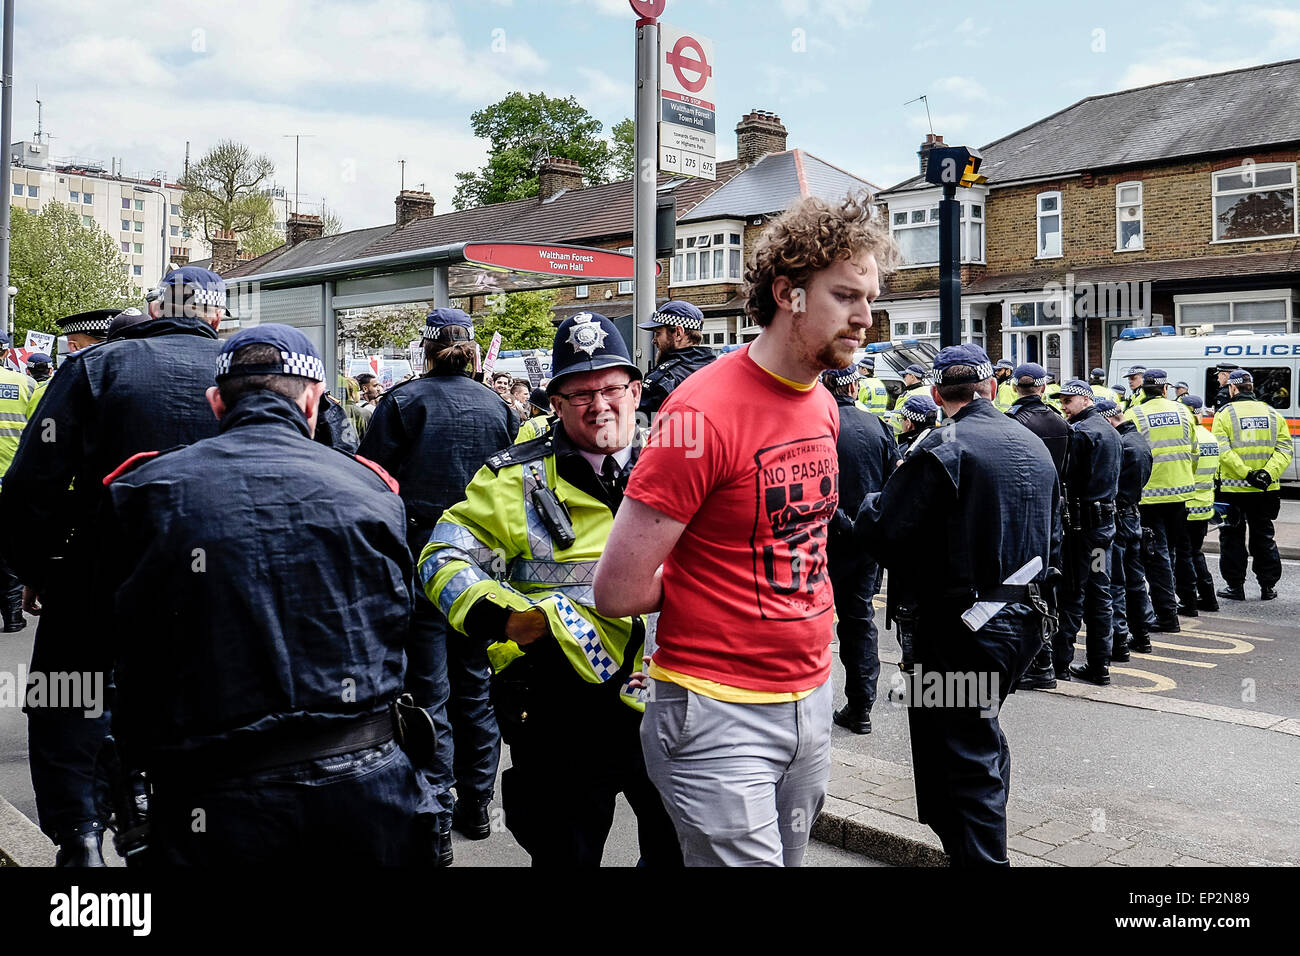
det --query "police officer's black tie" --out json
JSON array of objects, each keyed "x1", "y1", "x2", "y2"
[{"x1": 601, "y1": 455, "x2": 623, "y2": 508}]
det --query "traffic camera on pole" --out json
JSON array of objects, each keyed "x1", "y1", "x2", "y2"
[{"x1": 924, "y1": 146, "x2": 986, "y2": 348}]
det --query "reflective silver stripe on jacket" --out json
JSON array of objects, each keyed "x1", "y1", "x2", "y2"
[
  {"x1": 1141, "y1": 484, "x2": 1196, "y2": 500},
  {"x1": 421, "y1": 522, "x2": 499, "y2": 615},
  {"x1": 508, "y1": 558, "x2": 599, "y2": 606},
  {"x1": 520, "y1": 462, "x2": 554, "y2": 562}
]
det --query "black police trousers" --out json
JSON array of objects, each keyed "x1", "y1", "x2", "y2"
[
  {"x1": 25, "y1": 589, "x2": 114, "y2": 844},
  {"x1": 1185, "y1": 518, "x2": 1217, "y2": 603},
  {"x1": 1054, "y1": 521, "x2": 1115, "y2": 669},
  {"x1": 1219, "y1": 492, "x2": 1282, "y2": 590},
  {"x1": 831, "y1": 556, "x2": 881, "y2": 712},
  {"x1": 908, "y1": 605, "x2": 1041, "y2": 867},
  {"x1": 1139, "y1": 502, "x2": 1196, "y2": 621},
  {"x1": 0, "y1": 550, "x2": 23, "y2": 629},
  {"x1": 1110, "y1": 509, "x2": 1153, "y2": 641},
  {"x1": 494, "y1": 677, "x2": 682, "y2": 868}
]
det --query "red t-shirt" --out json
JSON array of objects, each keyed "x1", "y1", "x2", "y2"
[{"x1": 625, "y1": 344, "x2": 839, "y2": 692}]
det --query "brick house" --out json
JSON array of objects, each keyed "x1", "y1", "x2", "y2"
[
  {"x1": 215, "y1": 110, "x2": 878, "y2": 351},
  {"x1": 873, "y1": 59, "x2": 1300, "y2": 382}
]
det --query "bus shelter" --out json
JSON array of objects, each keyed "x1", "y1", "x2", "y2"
[{"x1": 225, "y1": 240, "x2": 646, "y2": 394}]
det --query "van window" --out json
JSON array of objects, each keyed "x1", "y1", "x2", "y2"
[{"x1": 1203, "y1": 366, "x2": 1292, "y2": 411}]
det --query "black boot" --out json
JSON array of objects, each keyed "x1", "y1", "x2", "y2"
[
  {"x1": 1111, "y1": 639, "x2": 1131, "y2": 664},
  {"x1": 1017, "y1": 648, "x2": 1058, "y2": 690},
  {"x1": 1217, "y1": 584, "x2": 1246, "y2": 601},
  {"x1": 1260, "y1": 586, "x2": 1278, "y2": 601},
  {"x1": 1069, "y1": 663, "x2": 1111, "y2": 686},
  {"x1": 833, "y1": 704, "x2": 872, "y2": 734},
  {"x1": 1128, "y1": 633, "x2": 1153, "y2": 654},
  {"x1": 451, "y1": 796, "x2": 492, "y2": 840},
  {"x1": 55, "y1": 824, "x2": 107, "y2": 867}
]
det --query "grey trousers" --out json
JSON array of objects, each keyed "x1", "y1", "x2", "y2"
[{"x1": 641, "y1": 677, "x2": 833, "y2": 866}]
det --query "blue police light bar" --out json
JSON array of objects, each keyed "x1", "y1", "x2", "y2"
[{"x1": 1117, "y1": 325, "x2": 1177, "y2": 340}]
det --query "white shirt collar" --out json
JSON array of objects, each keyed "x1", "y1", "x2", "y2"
[{"x1": 578, "y1": 444, "x2": 632, "y2": 475}]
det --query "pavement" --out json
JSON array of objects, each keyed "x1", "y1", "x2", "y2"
[
  {"x1": 1201, "y1": 490, "x2": 1300, "y2": 559},
  {"x1": 4, "y1": 500, "x2": 1300, "y2": 867}
]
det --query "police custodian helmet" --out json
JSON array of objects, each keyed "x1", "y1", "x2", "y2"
[{"x1": 547, "y1": 311, "x2": 642, "y2": 395}]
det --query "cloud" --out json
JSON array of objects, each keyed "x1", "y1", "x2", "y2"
[
  {"x1": 1244, "y1": 4, "x2": 1300, "y2": 52},
  {"x1": 780, "y1": 0, "x2": 873, "y2": 30},
  {"x1": 953, "y1": 17, "x2": 991, "y2": 47},
  {"x1": 758, "y1": 66, "x2": 829, "y2": 102},
  {"x1": 931, "y1": 75, "x2": 991, "y2": 101}
]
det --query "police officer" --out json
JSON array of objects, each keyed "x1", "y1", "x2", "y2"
[
  {"x1": 1213, "y1": 363, "x2": 1239, "y2": 411},
  {"x1": 0, "y1": 344, "x2": 34, "y2": 634},
  {"x1": 25, "y1": 353, "x2": 53, "y2": 413},
  {"x1": 822, "y1": 365, "x2": 896, "y2": 736},
  {"x1": 357, "y1": 307, "x2": 517, "y2": 863},
  {"x1": 314, "y1": 390, "x2": 359, "y2": 453},
  {"x1": 105, "y1": 308, "x2": 150, "y2": 341},
  {"x1": 1006, "y1": 363, "x2": 1071, "y2": 690},
  {"x1": 1055, "y1": 380, "x2": 1122, "y2": 685},
  {"x1": 1044, "y1": 374, "x2": 1064, "y2": 414},
  {"x1": 1213, "y1": 369, "x2": 1293, "y2": 601},
  {"x1": 1174, "y1": 381, "x2": 1190, "y2": 400},
  {"x1": 1180, "y1": 394, "x2": 1221, "y2": 611},
  {"x1": 895, "y1": 393, "x2": 939, "y2": 459},
  {"x1": 1098, "y1": 399, "x2": 1155, "y2": 656},
  {"x1": 55, "y1": 308, "x2": 116, "y2": 353},
  {"x1": 856, "y1": 355, "x2": 889, "y2": 417},
  {"x1": 1090, "y1": 367, "x2": 1112, "y2": 402},
  {"x1": 852, "y1": 344, "x2": 1058, "y2": 867},
  {"x1": 0, "y1": 266, "x2": 226, "y2": 866},
  {"x1": 1122, "y1": 365, "x2": 1147, "y2": 410},
  {"x1": 1125, "y1": 368, "x2": 1199, "y2": 630},
  {"x1": 99, "y1": 324, "x2": 435, "y2": 865},
  {"x1": 515, "y1": 386, "x2": 555, "y2": 443},
  {"x1": 993, "y1": 359, "x2": 1017, "y2": 411},
  {"x1": 894, "y1": 364, "x2": 931, "y2": 435},
  {"x1": 636, "y1": 299, "x2": 715, "y2": 422},
  {"x1": 420, "y1": 312, "x2": 681, "y2": 867}
]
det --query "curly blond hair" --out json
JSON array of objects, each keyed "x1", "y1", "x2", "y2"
[{"x1": 743, "y1": 193, "x2": 898, "y2": 328}]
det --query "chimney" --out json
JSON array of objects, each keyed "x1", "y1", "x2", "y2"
[
  {"x1": 735, "y1": 110, "x2": 788, "y2": 166},
  {"x1": 538, "y1": 157, "x2": 585, "y2": 201},
  {"x1": 210, "y1": 231, "x2": 238, "y2": 276},
  {"x1": 918, "y1": 133, "x2": 945, "y2": 177},
  {"x1": 395, "y1": 189, "x2": 437, "y2": 229},
  {"x1": 286, "y1": 213, "x2": 324, "y2": 247}
]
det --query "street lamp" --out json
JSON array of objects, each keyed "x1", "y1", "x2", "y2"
[
  {"x1": 133, "y1": 185, "x2": 168, "y2": 283},
  {"x1": 6, "y1": 285, "x2": 15, "y2": 332}
]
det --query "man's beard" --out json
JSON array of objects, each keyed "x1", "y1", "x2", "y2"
[{"x1": 815, "y1": 330, "x2": 862, "y2": 370}]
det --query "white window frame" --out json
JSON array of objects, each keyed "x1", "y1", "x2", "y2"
[
  {"x1": 574, "y1": 284, "x2": 589, "y2": 299},
  {"x1": 1036, "y1": 191, "x2": 1062, "y2": 259},
  {"x1": 617, "y1": 246, "x2": 633, "y2": 295},
  {"x1": 1210, "y1": 162, "x2": 1298, "y2": 244},
  {"x1": 1115, "y1": 181, "x2": 1144, "y2": 252},
  {"x1": 669, "y1": 220, "x2": 745, "y2": 288},
  {"x1": 885, "y1": 189, "x2": 986, "y2": 269},
  {"x1": 885, "y1": 300, "x2": 985, "y2": 350},
  {"x1": 1174, "y1": 288, "x2": 1297, "y2": 332}
]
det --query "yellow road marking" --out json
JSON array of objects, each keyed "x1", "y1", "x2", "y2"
[
  {"x1": 1151, "y1": 635, "x2": 1255, "y2": 655},
  {"x1": 1182, "y1": 627, "x2": 1274, "y2": 642},
  {"x1": 1107, "y1": 667, "x2": 1178, "y2": 692},
  {"x1": 1075, "y1": 643, "x2": 1215, "y2": 668}
]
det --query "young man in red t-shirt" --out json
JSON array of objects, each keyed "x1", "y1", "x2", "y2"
[{"x1": 594, "y1": 195, "x2": 897, "y2": 866}]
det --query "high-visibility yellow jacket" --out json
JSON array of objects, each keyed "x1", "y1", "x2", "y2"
[
  {"x1": 514, "y1": 414, "x2": 554, "y2": 444},
  {"x1": 857, "y1": 376, "x2": 889, "y2": 416},
  {"x1": 0, "y1": 368, "x2": 34, "y2": 477},
  {"x1": 1126, "y1": 397, "x2": 1198, "y2": 504},
  {"x1": 1212, "y1": 397, "x2": 1293, "y2": 494},
  {"x1": 893, "y1": 382, "x2": 930, "y2": 434},
  {"x1": 1187, "y1": 424, "x2": 1220, "y2": 521},
  {"x1": 1091, "y1": 383, "x2": 1113, "y2": 402},
  {"x1": 419, "y1": 428, "x2": 646, "y2": 712},
  {"x1": 994, "y1": 380, "x2": 1018, "y2": 412}
]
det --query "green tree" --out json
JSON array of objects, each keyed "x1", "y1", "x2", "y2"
[
  {"x1": 342, "y1": 304, "x2": 427, "y2": 352},
  {"x1": 178, "y1": 140, "x2": 278, "y2": 251},
  {"x1": 475, "y1": 290, "x2": 557, "y2": 350},
  {"x1": 611, "y1": 117, "x2": 635, "y2": 180},
  {"x1": 453, "y1": 92, "x2": 614, "y2": 209},
  {"x1": 8, "y1": 203, "x2": 135, "y2": 343}
]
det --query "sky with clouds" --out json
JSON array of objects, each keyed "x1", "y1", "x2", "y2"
[{"x1": 5, "y1": 0, "x2": 1298, "y2": 232}]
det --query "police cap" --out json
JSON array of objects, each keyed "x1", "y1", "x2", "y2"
[
  {"x1": 528, "y1": 387, "x2": 551, "y2": 415},
  {"x1": 1095, "y1": 398, "x2": 1121, "y2": 417},
  {"x1": 156, "y1": 265, "x2": 228, "y2": 318},
  {"x1": 56, "y1": 307, "x2": 120, "y2": 338},
  {"x1": 931, "y1": 344, "x2": 993, "y2": 385},
  {"x1": 1143, "y1": 368, "x2": 1169, "y2": 386},
  {"x1": 1124, "y1": 365, "x2": 1147, "y2": 377},
  {"x1": 27, "y1": 352, "x2": 52, "y2": 366},
  {"x1": 994, "y1": 359, "x2": 1015, "y2": 371},
  {"x1": 1012, "y1": 362, "x2": 1047, "y2": 386},
  {"x1": 106, "y1": 308, "x2": 150, "y2": 340},
  {"x1": 1228, "y1": 369, "x2": 1253, "y2": 385},
  {"x1": 1111, "y1": 384, "x2": 1126, "y2": 396},
  {"x1": 857, "y1": 355, "x2": 875, "y2": 371},
  {"x1": 1059, "y1": 379, "x2": 1094, "y2": 397},
  {"x1": 820, "y1": 366, "x2": 860, "y2": 389},
  {"x1": 638, "y1": 299, "x2": 704, "y2": 331},
  {"x1": 0, "y1": 331, "x2": 10, "y2": 347},
  {"x1": 1175, "y1": 381, "x2": 1189, "y2": 390},
  {"x1": 547, "y1": 311, "x2": 641, "y2": 395},
  {"x1": 1215, "y1": 362, "x2": 1240, "y2": 372},
  {"x1": 903, "y1": 363, "x2": 927, "y2": 379},
  {"x1": 216, "y1": 323, "x2": 326, "y2": 382},
  {"x1": 424, "y1": 307, "x2": 474, "y2": 342},
  {"x1": 1179, "y1": 394, "x2": 1205, "y2": 411},
  {"x1": 898, "y1": 393, "x2": 939, "y2": 422}
]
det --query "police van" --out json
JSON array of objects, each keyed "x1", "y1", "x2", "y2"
[
  {"x1": 855, "y1": 339, "x2": 938, "y2": 404},
  {"x1": 1106, "y1": 327, "x2": 1299, "y2": 481}
]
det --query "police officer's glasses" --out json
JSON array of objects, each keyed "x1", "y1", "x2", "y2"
[{"x1": 555, "y1": 382, "x2": 633, "y2": 406}]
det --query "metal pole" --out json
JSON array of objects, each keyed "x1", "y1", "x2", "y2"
[
  {"x1": 632, "y1": 19, "x2": 658, "y2": 373},
  {"x1": 938, "y1": 183, "x2": 961, "y2": 348},
  {"x1": 0, "y1": 0, "x2": 16, "y2": 338}
]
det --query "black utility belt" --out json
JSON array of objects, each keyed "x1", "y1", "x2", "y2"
[{"x1": 156, "y1": 710, "x2": 395, "y2": 783}]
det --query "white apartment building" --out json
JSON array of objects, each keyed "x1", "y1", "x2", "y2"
[{"x1": 8, "y1": 139, "x2": 214, "y2": 294}]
